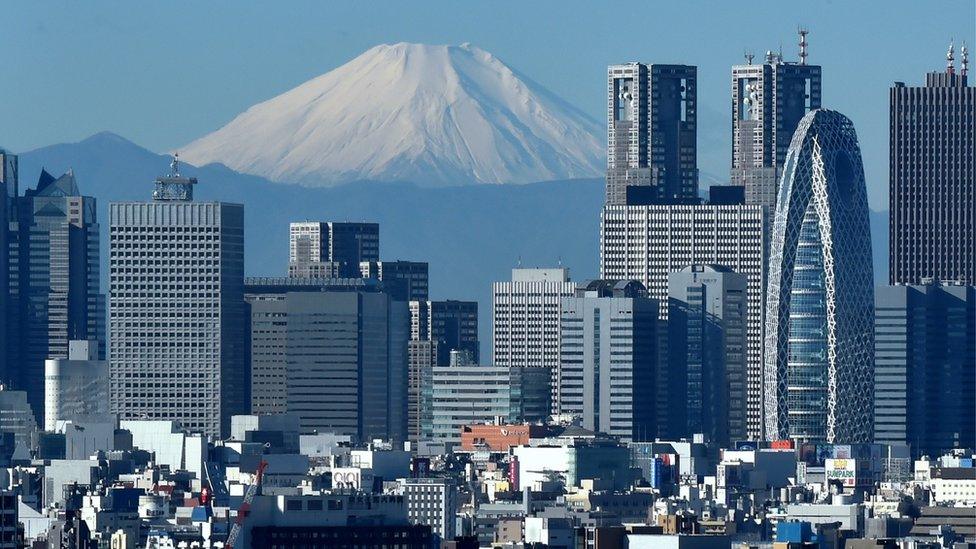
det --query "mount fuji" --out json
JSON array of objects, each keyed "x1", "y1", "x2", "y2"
[{"x1": 179, "y1": 42, "x2": 605, "y2": 187}]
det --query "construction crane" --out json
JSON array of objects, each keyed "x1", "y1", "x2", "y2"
[{"x1": 225, "y1": 460, "x2": 268, "y2": 549}]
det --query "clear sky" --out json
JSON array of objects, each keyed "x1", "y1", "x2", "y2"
[{"x1": 2, "y1": 1, "x2": 973, "y2": 209}]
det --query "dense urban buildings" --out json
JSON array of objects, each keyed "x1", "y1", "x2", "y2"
[
  {"x1": 601, "y1": 200, "x2": 768, "y2": 438},
  {"x1": 108, "y1": 160, "x2": 246, "y2": 437},
  {"x1": 244, "y1": 276, "x2": 408, "y2": 441},
  {"x1": 557, "y1": 280, "x2": 659, "y2": 441},
  {"x1": 731, "y1": 37, "x2": 822, "y2": 208},
  {"x1": 889, "y1": 50, "x2": 975, "y2": 285},
  {"x1": 43, "y1": 340, "x2": 108, "y2": 431},
  {"x1": 606, "y1": 63, "x2": 698, "y2": 205},
  {"x1": 764, "y1": 109, "x2": 875, "y2": 444},
  {"x1": 874, "y1": 284, "x2": 975, "y2": 457},
  {"x1": 288, "y1": 221, "x2": 380, "y2": 278},
  {"x1": 3, "y1": 169, "x2": 104, "y2": 424},
  {"x1": 667, "y1": 265, "x2": 748, "y2": 445}
]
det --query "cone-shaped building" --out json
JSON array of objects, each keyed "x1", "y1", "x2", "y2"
[{"x1": 763, "y1": 109, "x2": 874, "y2": 444}]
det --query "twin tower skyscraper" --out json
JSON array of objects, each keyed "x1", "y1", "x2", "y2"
[{"x1": 601, "y1": 33, "x2": 876, "y2": 444}]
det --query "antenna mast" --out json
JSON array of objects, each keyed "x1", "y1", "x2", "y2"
[
  {"x1": 798, "y1": 27, "x2": 809, "y2": 65},
  {"x1": 947, "y1": 40, "x2": 955, "y2": 75},
  {"x1": 961, "y1": 43, "x2": 969, "y2": 77}
]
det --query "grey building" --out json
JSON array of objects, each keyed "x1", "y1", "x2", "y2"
[
  {"x1": 889, "y1": 49, "x2": 975, "y2": 285},
  {"x1": 407, "y1": 299, "x2": 479, "y2": 441},
  {"x1": 109, "y1": 159, "x2": 246, "y2": 437},
  {"x1": 429, "y1": 365, "x2": 549, "y2": 449},
  {"x1": 245, "y1": 277, "x2": 408, "y2": 441},
  {"x1": 668, "y1": 265, "x2": 748, "y2": 444},
  {"x1": 399, "y1": 477, "x2": 458, "y2": 541},
  {"x1": 601, "y1": 201, "x2": 768, "y2": 439},
  {"x1": 361, "y1": 260, "x2": 429, "y2": 302},
  {"x1": 874, "y1": 284, "x2": 975, "y2": 457},
  {"x1": 606, "y1": 63, "x2": 698, "y2": 205},
  {"x1": 764, "y1": 110, "x2": 875, "y2": 444},
  {"x1": 9, "y1": 170, "x2": 104, "y2": 424},
  {"x1": 732, "y1": 36, "x2": 822, "y2": 208},
  {"x1": 0, "y1": 151, "x2": 16, "y2": 390},
  {"x1": 288, "y1": 221, "x2": 379, "y2": 278},
  {"x1": 43, "y1": 340, "x2": 108, "y2": 431},
  {"x1": 557, "y1": 280, "x2": 659, "y2": 441}
]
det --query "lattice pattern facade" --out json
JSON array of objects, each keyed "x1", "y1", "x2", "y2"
[{"x1": 764, "y1": 109, "x2": 874, "y2": 443}]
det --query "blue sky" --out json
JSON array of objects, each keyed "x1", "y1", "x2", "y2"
[{"x1": 2, "y1": 1, "x2": 973, "y2": 209}]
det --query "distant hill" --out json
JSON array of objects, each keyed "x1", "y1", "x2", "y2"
[
  {"x1": 18, "y1": 132, "x2": 890, "y2": 353},
  {"x1": 179, "y1": 43, "x2": 604, "y2": 187}
]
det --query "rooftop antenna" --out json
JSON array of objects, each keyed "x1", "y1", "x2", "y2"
[
  {"x1": 798, "y1": 27, "x2": 809, "y2": 65},
  {"x1": 744, "y1": 51, "x2": 755, "y2": 65},
  {"x1": 947, "y1": 40, "x2": 955, "y2": 75},
  {"x1": 170, "y1": 153, "x2": 181, "y2": 177},
  {"x1": 961, "y1": 42, "x2": 969, "y2": 77}
]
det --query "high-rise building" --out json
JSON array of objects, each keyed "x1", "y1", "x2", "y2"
[
  {"x1": 244, "y1": 277, "x2": 408, "y2": 441},
  {"x1": 731, "y1": 36, "x2": 822, "y2": 208},
  {"x1": 667, "y1": 265, "x2": 748, "y2": 445},
  {"x1": 492, "y1": 268, "x2": 575, "y2": 410},
  {"x1": 288, "y1": 221, "x2": 379, "y2": 278},
  {"x1": 407, "y1": 300, "x2": 479, "y2": 441},
  {"x1": 109, "y1": 159, "x2": 246, "y2": 437},
  {"x1": 764, "y1": 109, "x2": 875, "y2": 444},
  {"x1": 874, "y1": 284, "x2": 975, "y2": 457},
  {"x1": 429, "y1": 365, "x2": 549, "y2": 449},
  {"x1": 361, "y1": 260, "x2": 429, "y2": 301},
  {"x1": 43, "y1": 340, "x2": 108, "y2": 431},
  {"x1": 889, "y1": 46, "x2": 975, "y2": 285},
  {"x1": 0, "y1": 151, "x2": 16, "y2": 390},
  {"x1": 10, "y1": 170, "x2": 104, "y2": 423},
  {"x1": 606, "y1": 63, "x2": 698, "y2": 205},
  {"x1": 557, "y1": 280, "x2": 659, "y2": 441},
  {"x1": 600, "y1": 201, "x2": 768, "y2": 438},
  {"x1": 399, "y1": 477, "x2": 459, "y2": 541}
]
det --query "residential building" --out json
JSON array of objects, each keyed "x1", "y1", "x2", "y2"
[
  {"x1": 731, "y1": 37, "x2": 822, "y2": 208},
  {"x1": 764, "y1": 109, "x2": 875, "y2": 444},
  {"x1": 889, "y1": 49, "x2": 975, "y2": 285},
  {"x1": 606, "y1": 63, "x2": 698, "y2": 205},
  {"x1": 874, "y1": 284, "x2": 975, "y2": 456},
  {"x1": 109, "y1": 158, "x2": 246, "y2": 437},
  {"x1": 601, "y1": 201, "x2": 768, "y2": 438},
  {"x1": 8, "y1": 169, "x2": 103, "y2": 424},
  {"x1": 557, "y1": 279, "x2": 659, "y2": 441},
  {"x1": 668, "y1": 265, "x2": 748, "y2": 444},
  {"x1": 245, "y1": 276, "x2": 408, "y2": 441},
  {"x1": 399, "y1": 477, "x2": 458, "y2": 540},
  {"x1": 429, "y1": 365, "x2": 549, "y2": 449},
  {"x1": 43, "y1": 340, "x2": 108, "y2": 431},
  {"x1": 288, "y1": 221, "x2": 379, "y2": 278},
  {"x1": 361, "y1": 260, "x2": 429, "y2": 301}
]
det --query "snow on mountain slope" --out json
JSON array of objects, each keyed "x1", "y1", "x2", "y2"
[{"x1": 179, "y1": 43, "x2": 604, "y2": 186}]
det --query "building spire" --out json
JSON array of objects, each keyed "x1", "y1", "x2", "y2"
[
  {"x1": 962, "y1": 42, "x2": 969, "y2": 77},
  {"x1": 947, "y1": 40, "x2": 955, "y2": 75},
  {"x1": 170, "y1": 153, "x2": 181, "y2": 177},
  {"x1": 798, "y1": 27, "x2": 809, "y2": 65}
]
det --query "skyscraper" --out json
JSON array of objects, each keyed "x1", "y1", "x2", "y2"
[
  {"x1": 361, "y1": 260, "x2": 429, "y2": 301},
  {"x1": 601, "y1": 201, "x2": 768, "y2": 438},
  {"x1": 668, "y1": 265, "x2": 748, "y2": 445},
  {"x1": 606, "y1": 63, "x2": 698, "y2": 205},
  {"x1": 12, "y1": 170, "x2": 104, "y2": 423},
  {"x1": 764, "y1": 109, "x2": 875, "y2": 444},
  {"x1": 288, "y1": 221, "x2": 379, "y2": 278},
  {"x1": 244, "y1": 277, "x2": 408, "y2": 441},
  {"x1": 557, "y1": 280, "x2": 659, "y2": 441},
  {"x1": 109, "y1": 159, "x2": 246, "y2": 437},
  {"x1": 874, "y1": 284, "x2": 975, "y2": 457},
  {"x1": 0, "y1": 151, "x2": 17, "y2": 390},
  {"x1": 889, "y1": 45, "x2": 975, "y2": 285},
  {"x1": 492, "y1": 268, "x2": 575, "y2": 410},
  {"x1": 731, "y1": 35, "x2": 822, "y2": 208}
]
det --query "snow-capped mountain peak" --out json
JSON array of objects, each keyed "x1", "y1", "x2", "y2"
[{"x1": 178, "y1": 42, "x2": 604, "y2": 186}]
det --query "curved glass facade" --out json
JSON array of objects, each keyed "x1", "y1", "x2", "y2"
[{"x1": 763, "y1": 109, "x2": 874, "y2": 444}]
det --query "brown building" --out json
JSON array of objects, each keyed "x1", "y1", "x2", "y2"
[{"x1": 460, "y1": 424, "x2": 554, "y2": 452}]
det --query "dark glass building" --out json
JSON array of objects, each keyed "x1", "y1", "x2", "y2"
[{"x1": 889, "y1": 48, "x2": 975, "y2": 285}]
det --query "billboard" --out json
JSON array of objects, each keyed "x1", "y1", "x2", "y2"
[{"x1": 825, "y1": 458, "x2": 857, "y2": 487}]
